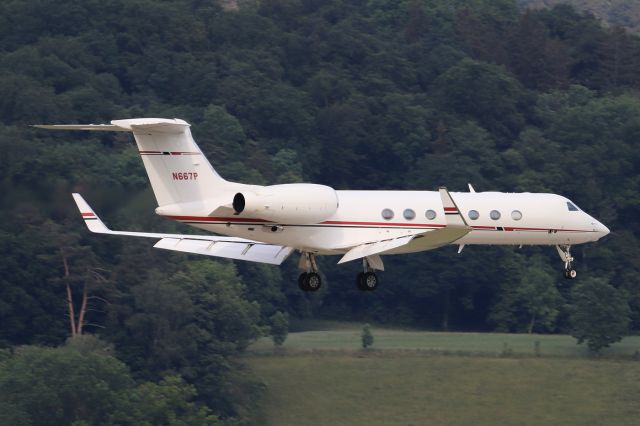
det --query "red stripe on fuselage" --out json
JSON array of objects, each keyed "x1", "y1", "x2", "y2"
[
  {"x1": 81, "y1": 212, "x2": 95, "y2": 217},
  {"x1": 139, "y1": 151, "x2": 200, "y2": 156},
  {"x1": 167, "y1": 215, "x2": 271, "y2": 223},
  {"x1": 166, "y1": 216, "x2": 446, "y2": 228},
  {"x1": 165, "y1": 216, "x2": 594, "y2": 233},
  {"x1": 322, "y1": 220, "x2": 446, "y2": 228}
]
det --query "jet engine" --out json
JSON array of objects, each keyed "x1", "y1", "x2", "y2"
[{"x1": 232, "y1": 183, "x2": 338, "y2": 224}]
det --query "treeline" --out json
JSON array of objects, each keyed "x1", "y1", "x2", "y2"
[{"x1": 1, "y1": 0, "x2": 640, "y2": 423}]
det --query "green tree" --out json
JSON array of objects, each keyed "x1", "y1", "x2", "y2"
[
  {"x1": 118, "y1": 260, "x2": 261, "y2": 416},
  {"x1": 0, "y1": 340, "x2": 218, "y2": 426},
  {"x1": 270, "y1": 311, "x2": 289, "y2": 347},
  {"x1": 111, "y1": 375, "x2": 218, "y2": 426},
  {"x1": 430, "y1": 57, "x2": 526, "y2": 142},
  {"x1": 490, "y1": 259, "x2": 562, "y2": 333},
  {"x1": 0, "y1": 342, "x2": 132, "y2": 426},
  {"x1": 570, "y1": 278, "x2": 631, "y2": 353}
]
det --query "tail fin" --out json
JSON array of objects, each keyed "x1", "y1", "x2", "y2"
[{"x1": 36, "y1": 118, "x2": 236, "y2": 207}]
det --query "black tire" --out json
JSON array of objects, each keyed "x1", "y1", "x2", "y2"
[
  {"x1": 305, "y1": 272, "x2": 322, "y2": 291},
  {"x1": 568, "y1": 269, "x2": 577, "y2": 279},
  {"x1": 298, "y1": 273, "x2": 309, "y2": 291},
  {"x1": 356, "y1": 272, "x2": 366, "y2": 291},
  {"x1": 362, "y1": 272, "x2": 378, "y2": 291}
]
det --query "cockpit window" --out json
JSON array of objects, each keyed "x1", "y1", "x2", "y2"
[{"x1": 567, "y1": 202, "x2": 579, "y2": 212}]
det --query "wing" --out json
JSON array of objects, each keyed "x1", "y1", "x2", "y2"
[
  {"x1": 72, "y1": 193, "x2": 293, "y2": 265},
  {"x1": 337, "y1": 187, "x2": 471, "y2": 264}
]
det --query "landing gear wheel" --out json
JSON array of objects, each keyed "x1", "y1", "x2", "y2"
[
  {"x1": 361, "y1": 272, "x2": 378, "y2": 291},
  {"x1": 363, "y1": 272, "x2": 378, "y2": 291},
  {"x1": 298, "y1": 273, "x2": 308, "y2": 291},
  {"x1": 305, "y1": 272, "x2": 322, "y2": 291},
  {"x1": 564, "y1": 268, "x2": 577, "y2": 279}
]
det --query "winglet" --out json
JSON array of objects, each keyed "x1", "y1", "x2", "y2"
[
  {"x1": 439, "y1": 187, "x2": 469, "y2": 228},
  {"x1": 71, "y1": 193, "x2": 111, "y2": 234}
]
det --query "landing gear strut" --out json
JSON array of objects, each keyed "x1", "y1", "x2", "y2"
[
  {"x1": 556, "y1": 245, "x2": 577, "y2": 280},
  {"x1": 356, "y1": 257, "x2": 380, "y2": 291},
  {"x1": 298, "y1": 252, "x2": 322, "y2": 292}
]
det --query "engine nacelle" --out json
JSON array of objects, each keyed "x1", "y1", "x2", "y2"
[{"x1": 232, "y1": 184, "x2": 338, "y2": 224}]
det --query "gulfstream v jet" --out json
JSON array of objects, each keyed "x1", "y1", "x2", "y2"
[{"x1": 36, "y1": 118, "x2": 609, "y2": 292}]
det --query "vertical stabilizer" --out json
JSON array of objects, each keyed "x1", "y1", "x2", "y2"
[
  {"x1": 36, "y1": 118, "x2": 237, "y2": 207},
  {"x1": 114, "y1": 118, "x2": 232, "y2": 206}
]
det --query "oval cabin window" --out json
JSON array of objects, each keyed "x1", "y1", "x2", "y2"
[
  {"x1": 381, "y1": 208, "x2": 394, "y2": 220},
  {"x1": 425, "y1": 209, "x2": 437, "y2": 220},
  {"x1": 468, "y1": 210, "x2": 479, "y2": 220},
  {"x1": 511, "y1": 210, "x2": 522, "y2": 220},
  {"x1": 403, "y1": 209, "x2": 416, "y2": 220},
  {"x1": 490, "y1": 210, "x2": 501, "y2": 220}
]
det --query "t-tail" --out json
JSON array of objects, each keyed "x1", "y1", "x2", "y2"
[{"x1": 34, "y1": 118, "x2": 246, "y2": 215}]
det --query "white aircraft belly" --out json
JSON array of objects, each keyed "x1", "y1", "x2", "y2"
[{"x1": 186, "y1": 222, "x2": 425, "y2": 252}]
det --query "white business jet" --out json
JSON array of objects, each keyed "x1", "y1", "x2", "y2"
[{"x1": 36, "y1": 118, "x2": 609, "y2": 292}]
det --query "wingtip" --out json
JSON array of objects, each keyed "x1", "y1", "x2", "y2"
[{"x1": 71, "y1": 193, "x2": 110, "y2": 233}]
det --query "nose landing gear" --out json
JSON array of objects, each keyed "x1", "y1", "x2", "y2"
[{"x1": 556, "y1": 245, "x2": 577, "y2": 279}]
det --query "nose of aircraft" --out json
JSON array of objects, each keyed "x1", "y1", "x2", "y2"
[{"x1": 593, "y1": 220, "x2": 610, "y2": 240}]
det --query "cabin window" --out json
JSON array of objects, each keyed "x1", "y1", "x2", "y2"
[
  {"x1": 490, "y1": 210, "x2": 501, "y2": 220},
  {"x1": 567, "y1": 202, "x2": 579, "y2": 211},
  {"x1": 511, "y1": 210, "x2": 522, "y2": 220},
  {"x1": 381, "y1": 208, "x2": 394, "y2": 220},
  {"x1": 403, "y1": 209, "x2": 416, "y2": 220},
  {"x1": 425, "y1": 209, "x2": 437, "y2": 220},
  {"x1": 468, "y1": 210, "x2": 480, "y2": 220}
]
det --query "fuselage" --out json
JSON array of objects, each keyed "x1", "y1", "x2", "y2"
[
  {"x1": 164, "y1": 190, "x2": 609, "y2": 255},
  {"x1": 40, "y1": 117, "x2": 609, "y2": 288}
]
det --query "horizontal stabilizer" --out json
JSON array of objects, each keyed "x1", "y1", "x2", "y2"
[
  {"x1": 33, "y1": 124, "x2": 129, "y2": 132},
  {"x1": 33, "y1": 118, "x2": 189, "y2": 133},
  {"x1": 154, "y1": 238, "x2": 292, "y2": 265}
]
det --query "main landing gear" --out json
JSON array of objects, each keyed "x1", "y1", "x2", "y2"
[
  {"x1": 296, "y1": 253, "x2": 383, "y2": 292},
  {"x1": 556, "y1": 245, "x2": 577, "y2": 279},
  {"x1": 356, "y1": 257, "x2": 380, "y2": 291},
  {"x1": 298, "y1": 252, "x2": 322, "y2": 292}
]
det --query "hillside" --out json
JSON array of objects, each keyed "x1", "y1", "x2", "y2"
[
  {"x1": 519, "y1": 0, "x2": 640, "y2": 32},
  {"x1": 1, "y1": 0, "x2": 640, "y2": 423}
]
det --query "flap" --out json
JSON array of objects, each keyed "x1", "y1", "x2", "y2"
[
  {"x1": 338, "y1": 235, "x2": 414, "y2": 264},
  {"x1": 154, "y1": 238, "x2": 292, "y2": 265}
]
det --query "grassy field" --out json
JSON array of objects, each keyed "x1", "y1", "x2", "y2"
[
  {"x1": 249, "y1": 322, "x2": 640, "y2": 358},
  {"x1": 246, "y1": 354, "x2": 640, "y2": 426},
  {"x1": 245, "y1": 324, "x2": 640, "y2": 425}
]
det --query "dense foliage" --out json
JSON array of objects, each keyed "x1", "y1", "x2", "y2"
[
  {"x1": 1, "y1": 0, "x2": 639, "y2": 422},
  {"x1": 570, "y1": 277, "x2": 631, "y2": 353}
]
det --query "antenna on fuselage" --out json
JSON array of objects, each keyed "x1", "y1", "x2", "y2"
[{"x1": 468, "y1": 183, "x2": 476, "y2": 193}]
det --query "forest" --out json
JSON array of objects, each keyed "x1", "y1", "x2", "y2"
[{"x1": 1, "y1": 0, "x2": 639, "y2": 423}]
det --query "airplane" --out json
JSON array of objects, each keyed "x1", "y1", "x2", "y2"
[{"x1": 35, "y1": 118, "x2": 610, "y2": 292}]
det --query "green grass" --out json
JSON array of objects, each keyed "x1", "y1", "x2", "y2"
[
  {"x1": 250, "y1": 323, "x2": 640, "y2": 358},
  {"x1": 245, "y1": 324, "x2": 640, "y2": 425},
  {"x1": 246, "y1": 354, "x2": 640, "y2": 426}
]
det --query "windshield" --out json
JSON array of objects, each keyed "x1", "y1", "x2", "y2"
[{"x1": 567, "y1": 201, "x2": 580, "y2": 211}]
